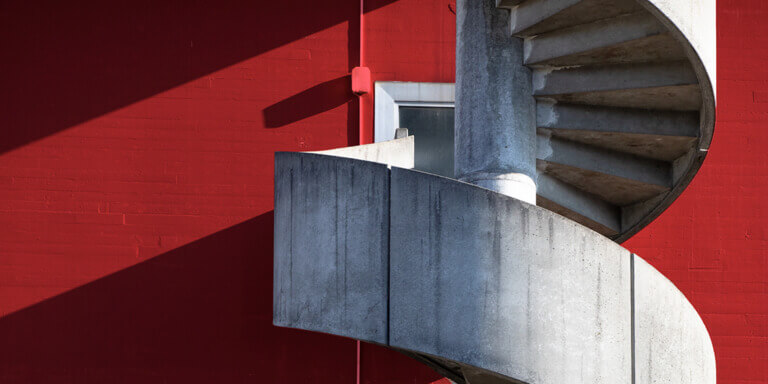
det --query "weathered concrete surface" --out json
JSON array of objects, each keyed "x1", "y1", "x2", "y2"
[
  {"x1": 455, "y1": 0, "x2": 537, "y2": 204},
  {"x1": 633, "y1": 255, "x2": 716, "y2": 384},
  {"x1": 273, "y1": 153, "x2": 390, "y2": 344},
  {"x1": 389, "y1": 166, "x2": 632, "y2": 384},
  {"x1": 310, "y1": 136, "x2": 414, "y2": 169}
]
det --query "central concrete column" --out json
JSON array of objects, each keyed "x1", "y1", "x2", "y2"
[{"x1": 455, "y1": 0, "x2": 537, "y2": 204}]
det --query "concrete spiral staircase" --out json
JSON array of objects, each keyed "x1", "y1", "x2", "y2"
[
  {"x1": 273, "y1": 0, "x2": 716, "y2": 383},
  {"x1": 498, "y1": 0, "x2": 716, "y2": 242}
]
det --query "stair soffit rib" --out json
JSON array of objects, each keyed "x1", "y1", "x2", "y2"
[
  {"x1": 533, "y1": 61, "x2": 699, "y2": 96},
  {"x1": 499, "y1": 0, "x2": 714, "y2": 241},
  {"x1": 533, "y1": 61, "x2": 701, "y2": 110},
  {"x1": 536, "y1": 102, "x2": 699, "y2": 137},
  {"x1": 537, "y1": 173, "x2": 622, "y2": 236},
  {"x1": 537, "y1": 102, "x2": 699, "y2": 161},
  {"x1": 537, "y1": 134, "x2": 672, "y2": 189}
]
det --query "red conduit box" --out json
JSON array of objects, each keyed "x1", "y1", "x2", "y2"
[{"x1": 352, "y1": 66, "x2": 371, "y2": 95}]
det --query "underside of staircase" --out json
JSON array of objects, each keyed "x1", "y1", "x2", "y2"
[
  {"x1": 272, "y1": 0, "x2": 717, "y2": 383},
  {"x1": 497, "y1": 0, "x2": 716, "y2": 242}
]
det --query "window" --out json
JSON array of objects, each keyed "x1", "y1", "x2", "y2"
[{"x1": 374, "y1": 82, "x2": 455, "y2": 177}]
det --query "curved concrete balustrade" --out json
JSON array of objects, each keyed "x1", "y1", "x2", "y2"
[
  {"x1": 273, "y1": 152, "x2": 715, "y2": 384},
  {"x1": 634, "y1": 255, "x2": 717, "y2": 384}
]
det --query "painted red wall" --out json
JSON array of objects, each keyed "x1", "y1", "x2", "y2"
[
  {"x1": 623, "y1": 2, "x2": 768, "y2": 382},
  {"x1": 0, "y1": 0, "x2": 763, "y2": 383}
]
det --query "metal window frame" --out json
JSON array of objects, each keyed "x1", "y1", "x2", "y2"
[{"x1": 373, "y1": 82, "x2": 455, "y2": 143}]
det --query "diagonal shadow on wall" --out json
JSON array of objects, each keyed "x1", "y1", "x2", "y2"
[
  {"x1": 0, "y1": 0, "x2": 395, "y2": 155},
  {"x1": 263, "y1": 75, "x2": 354, "y2": 129},
  {"x1": 0, "y1": 212, "x2": 358, "y2": 383}
]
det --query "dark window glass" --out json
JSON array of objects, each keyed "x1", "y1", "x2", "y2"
[{"x1": 398, "y1": 106, "x2": 455, "y2": 178}]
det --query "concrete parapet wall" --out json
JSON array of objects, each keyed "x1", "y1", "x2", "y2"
[
  {"x1": 273, "y1": 153, "x2": 715, "y2": 384},
  {"x1": 389, "y1": 167, "x2": 632, "y2": 383},
  {"x1": 633, "y1": 255, "x2": 717, "y2": 384},
  {"x1": 273, "y1": 153, "x2": 390, "y2": 344}
]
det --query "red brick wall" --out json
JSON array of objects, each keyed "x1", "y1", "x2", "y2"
[
  {"x1": 624, "y1": 1, "x2": 768, "y2": 382},
  {"x1": 0, "y1": 0, "x2": 764, "y2": 383}
]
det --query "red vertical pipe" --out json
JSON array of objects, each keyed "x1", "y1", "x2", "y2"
[
  {"x1": 358, "y1": 0, "x2": 366, "y2": 146},
  {"x1": 357, "y1": 0, "x2": 365, "y2": 374},
  {"x1": 356, "y1": 339, "x2": 362, "y2": 384},
  {"x1": 357, "y1": 1, "x2": 365, "y2": 381}
]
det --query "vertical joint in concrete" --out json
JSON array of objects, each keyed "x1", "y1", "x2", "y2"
[{"x1": 454, "y1": 0, "x2": 537, "y2": 205}]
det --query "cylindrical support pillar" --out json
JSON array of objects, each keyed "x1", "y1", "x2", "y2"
[{"x1": 455, "y1": 0, "x2": 537, "y2": 204}]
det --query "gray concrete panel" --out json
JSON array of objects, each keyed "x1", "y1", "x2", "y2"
[
  {"x1": 389, "y1": 166, "x2": 632, "y2": 384},
  {"x1": 272, "y1": 153, "x2": 716, "y2": 384},
  {"x1": 273, "y1": 153, "x2": 390, "y2": 344},
  {"x1": 633, "y1": 255, "x2": 716, "y2": 384}
]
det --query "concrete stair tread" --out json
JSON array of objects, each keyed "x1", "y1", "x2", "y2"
[
  {"x1": 509, "y1": 0, "x2": 643, "y2": 36},
  {"x1": 533, "y1": 61, "x2": 699, "y2": 97},
  {"x1": 537, "y1": 134, "x2": 673, "y2": 188},
  {"x1": 538, "y1": 159, "x2": 669, "y2": 206},
  {"x1": 534, "y1": 133, "x2": 674, "y2": 233},
  {"x1": 524, "y1": 13, "x2": 686, "y2": 66},
  {"x1": 537, "y1": 103, "x2": 699, "y2": 161},
  {"x1": 541, "y1": 129, "x2": 697, "y2": 162},
  {"x1": 536, "y1": 103, "x2": 700, "y2": 137}
]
